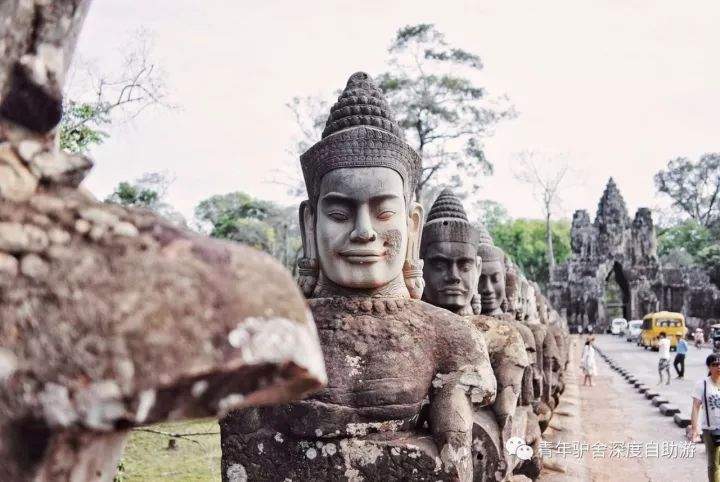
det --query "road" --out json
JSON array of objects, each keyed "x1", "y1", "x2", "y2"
[
  {"x1": 595, "y1": 333, "x2": 711, "y2": 426},
  {"x1": 536, "y1": 334, "x2": 707, "y2": 482}
]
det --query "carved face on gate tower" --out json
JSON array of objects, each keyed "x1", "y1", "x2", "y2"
[{"x1": 297, "y1": 72, "x2": 425, "y2": 298}]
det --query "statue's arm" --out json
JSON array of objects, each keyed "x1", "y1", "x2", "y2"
[{"x1": 429, "y1": 375, "x2": 474, "y2": 482}]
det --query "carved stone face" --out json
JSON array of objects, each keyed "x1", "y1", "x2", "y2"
[
  {"x1": 422, "y1": 241, "x2": 479, "y2": 312},
  {"x1": 479, "y1": 259, "x2": 506, "y2": 314},
  {"x1": 315, "y1": 167, "x2": 410, "y2": 289}
]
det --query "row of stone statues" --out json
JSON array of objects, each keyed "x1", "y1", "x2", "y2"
[
  {"x1": 220, "y1": 72, "x2": 569, "y2": 482},
  {"x1": 0, "y1": 5, "x2": 568, "y2": 477}
]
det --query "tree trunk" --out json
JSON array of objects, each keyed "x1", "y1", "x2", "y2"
[{"x1": 546, "y1": 211, "x2": 556, "y2": 276}]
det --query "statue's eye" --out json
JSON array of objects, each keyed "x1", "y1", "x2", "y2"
[
  {"x1": 377, "y1": 210, "x2": 395, "y2": 220},
  {"x1": 328, "y1": 212, "x2": 349, "y2": 222},
  {"x1": 459, "y1": 261, "x2": 473, "y2": 272}
]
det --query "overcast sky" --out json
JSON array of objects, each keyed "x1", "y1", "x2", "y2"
[{"x1": 74, "y1": 0, "x2": 720, "y2": 224}]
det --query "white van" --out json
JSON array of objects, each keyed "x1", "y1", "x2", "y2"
[
  {"x1": 611, "y1": 318, "x2": 628, "y2": 335},
  {"x1": 626, "y1": 320, "x2": 643, "y2": 342}
]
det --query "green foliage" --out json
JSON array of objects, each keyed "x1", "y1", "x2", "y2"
[
  {"x1": 698, "y1": 244, "x2": 720, "y2": 287},
  {"x1": 657, "y1": 220, "x2": 713, "y2": 262},
  {"x1": 655, "y1": 153, "x2": 720, "y2": 229},
  {"x1": 105, "y1": 172, "x2": 186, "y2": 226},
  {"x1": 194, "y1": 192, "x2": 277, "y2": 229},
  {"x1": 194, "y1": 192, "x2": 301, "y2": 269},
  {"x1": 107, "y1": 181, "x2": 159, "y2": 208},
  {"x1": 218, "y1": 218, "x2": 275, "y2": 252},
  {"x1": 489, "y1": 218, "x2": 571, "y2": 289},
  {"x1": 472, "y1": 199, "x2": 509, "y2": 233},
  {"x1": 657, "y1": 220, "x2": 720, "y2": 287},
  {"x1": 58, "y1": 101, "x2": 110, "y2": 154}
]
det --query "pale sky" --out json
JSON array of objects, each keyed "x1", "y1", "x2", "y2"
[{"x1": 74, "y1": 0, "x2": 720, "y2": 224}]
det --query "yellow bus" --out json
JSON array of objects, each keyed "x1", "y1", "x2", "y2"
[{"x1": 640, "y1": 311, "x2": 687, "y2": 351}]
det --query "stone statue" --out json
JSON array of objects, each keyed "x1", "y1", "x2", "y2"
[
  {"x1": 420, "y1": 190, "x2": 540, "y2": 480},
  {"x1": 221, "y1": 72, "x2": 495, "y2": 482},
  {"x1": 476, "y1": 226, "x2": 507, "y2": 316}
]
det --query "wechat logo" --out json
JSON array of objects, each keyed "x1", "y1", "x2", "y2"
[{"x1": 505, "y1": 436, "x2": 533, "y2": 461}]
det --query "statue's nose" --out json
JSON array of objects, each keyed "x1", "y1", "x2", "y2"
[{"x1": 349, "y1": 207, "x2": 377, "y2": 242}]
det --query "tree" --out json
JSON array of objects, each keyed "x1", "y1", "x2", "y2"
[
  {"x1": 654, "y1": 153, "x2": 720, "y2": 230},
  {"x1": 657, "y1": 220, "x2": 713, "y2": 262},
  {"x1": 377, "y1": 24, "x2": 515, "y2": 200},
  {"x1": 471, "y1": 199, "x2": 510, "y2": 233},
  {"x1": 194, "y1": 192, "x2": 301, "y2": 269},
  {"x1": 490, "y1": 218, "x2": 571, "y2": 290},
  {"x1": 105, "y1": 172, "x2": 186, "y2": 226},
  {"x1": 512, "y1": 151, "x2": 571, "y2": 272},
  {"x1": 698, "y1": 245, "x2": 720, "y2": 288},
  {"x1": 287, "y1": 24, "x2": 514, "y2": 201},
  {"x1": 61, "y1": 30, "x2": 172, "y2": 154}
]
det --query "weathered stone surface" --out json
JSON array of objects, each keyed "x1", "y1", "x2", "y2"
[
  {"x1": 645, "y1": 390, "x2": 659, "y2": 399},
  {"x1": 0, "y1": 142, "x2": 38, "y2": 201},
  {"x1": 0, "y1": 221, "x2": 49, "y2": 253},
  {"x1": 549, "y1": 178, "x2": 720, "y2": 332},
  {"x1": 0, "y1": 2, "x2": 327, "y2": 480},
  {"x1": 651, "y1": 397, "x2": 669, "y2": 407}
]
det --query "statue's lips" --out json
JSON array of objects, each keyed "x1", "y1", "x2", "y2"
[
  {"x1": 481, "y1": 295, "x2": 497, "y2": 303},
  {"x1": 339, "y1": 249, "x2": 386, "y2": 264},
  {"x1": 439, "y1": 288, "x2": 466, "y2": 295}
]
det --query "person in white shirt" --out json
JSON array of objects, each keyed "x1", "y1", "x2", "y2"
[
  {"x1": 581, "y1": 337, "x2": 597, "y2": 387},
  {"x1": 690, "y1": 354, "x2": 720, "y2": 481},
  {"x1": 657, "y1": 332, "x2": 671, "y2": 385}
]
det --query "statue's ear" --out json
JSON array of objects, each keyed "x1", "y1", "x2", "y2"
[
  {"x1": 407, "y1": 201, "x2": 424, "y2": 260},
  {"x1": 403, "y1": 201, "x2": 425, "y2": 299},
  {"x1": 297, "y1": 200, "x2": 318, "y2": 298}
]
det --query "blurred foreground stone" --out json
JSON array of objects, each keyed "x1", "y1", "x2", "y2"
[{"x1": 0, "y1": 2, "x2": 326, "y2": 480}]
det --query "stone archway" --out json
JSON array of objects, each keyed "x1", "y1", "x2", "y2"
[{"x1": 603, "y1": 261, "x2": 630, "y2": 322}]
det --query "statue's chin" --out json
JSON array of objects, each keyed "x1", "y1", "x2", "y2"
[{"x1": 325, "y1": 262, "x2": 399, "y2": 290}]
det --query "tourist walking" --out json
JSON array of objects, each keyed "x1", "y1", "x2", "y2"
[
  {"x1": 581, "y1": 337, "x2": 597, "y2": 387},
  {"x1": 675, "y1": 336, "x2": 689, "y2": 379},
  {"x1": 690, "y1": 354, "x2": 720, "y2": 481},
  {"x1": 696, "y1": 328, "x2": 706, "y2": 349},
  {"x1": 657, "y1": 332, "x2": 671, "y2": 385}
]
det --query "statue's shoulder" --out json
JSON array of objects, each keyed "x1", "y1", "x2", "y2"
[
  {"x1": 407, "y1": 299, "x2": 463, "y2": 322},
  {"x1": 465, "y1": 313, "x2": 498, "y2": 331}
]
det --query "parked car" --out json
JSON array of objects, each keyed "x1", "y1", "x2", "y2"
[
  {"x1": 626, "y1": 319, "x2": 642, "y2": 342},
  {"x1": 611, "y1": 318, "x2": 628, "y2": 335}
]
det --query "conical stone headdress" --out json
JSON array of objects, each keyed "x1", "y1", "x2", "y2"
[
  {"x1": 300, "y1": 72, "x2": 422, "y2": 205},
  {"x1": 477, "y1": 221, "x2": 504, "y2": 262},
  {"x1": 420, "y1": 188, "x2": 479, "y2": 255}
]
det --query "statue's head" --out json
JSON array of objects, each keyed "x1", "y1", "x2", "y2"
[
  {"x1": 297, "y1": 72, "x2": 424, "y2": 298},
  {"x1": 476, "y1": 227, "x2": 506, "y2": 315},
  {"x1": 502, "y1": 256, "x2": 519, "y2": 315},
  {"x1": 420, "y1": 189, "x2": 481, "y2": 314}
]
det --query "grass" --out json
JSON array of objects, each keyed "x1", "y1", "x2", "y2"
[{"x1": 116, "y1": 418, "x2": 222, "y2": 481}]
